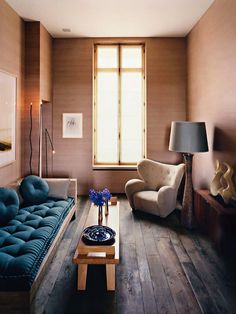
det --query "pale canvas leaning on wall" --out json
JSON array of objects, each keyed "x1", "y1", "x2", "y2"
[{"x1": 0, "y1": 70, "x2": 16, "y2": 167}]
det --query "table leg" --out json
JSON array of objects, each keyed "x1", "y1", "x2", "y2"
[
  {"x1": 78, "y1": 264, "x2": 88, "y2": 290},
  {"x1": 106, "y1": 264, "x2": 115, "y2": 291}
]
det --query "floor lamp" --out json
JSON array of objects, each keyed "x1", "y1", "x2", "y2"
[
  {"x1": 45, "y1": 128, "x2": 55, "y2": 177},
  {"x1": 169, "y1": 121, "x2": 209, "y2": 229},
  {"x1": 38, "y1": 102, "x2": 55, "y2": 178}
]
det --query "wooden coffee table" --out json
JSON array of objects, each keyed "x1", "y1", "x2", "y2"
[{"x1": 73, "y1": 202, "x2": 119, "y2": 291}]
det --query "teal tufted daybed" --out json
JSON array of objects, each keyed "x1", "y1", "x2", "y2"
[{"x1": 0, "y1": 177, "x2": 77, "y2": 314}]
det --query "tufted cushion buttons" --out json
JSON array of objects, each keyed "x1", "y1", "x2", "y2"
[
  {"x1": 0, "y1": 197, "x2": 74, "y2": 291},
  {"x1": 0, "y1": 188, "x2": 19, "y2": 226},
  {"x1": 20, "y1": 176, "x2": 49, "y2": 205}
]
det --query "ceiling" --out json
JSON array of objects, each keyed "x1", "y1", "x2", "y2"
[{"x1": 6, "y1": 0, "x2": 214, "y2": 38}]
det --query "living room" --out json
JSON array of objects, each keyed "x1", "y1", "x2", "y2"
[{"x1": 0, "y1": 0, "x2": 236, "y2": 313}]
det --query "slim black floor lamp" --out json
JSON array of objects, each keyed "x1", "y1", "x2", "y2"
[
  {"x1": 38, "y1": 102, "x2": 55, "y2": 178},
  {"x1": 45, "y1": 128, "x2": 55, "y2": 178},
  {"x1": 29, "y1": 103, "x2": 33, "y2": 174},
  {"x1": 169, "y1": 121, "x2": 209, "y2": 229}
]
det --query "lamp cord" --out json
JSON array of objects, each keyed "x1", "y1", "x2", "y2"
[{"x1": 29, "y1": 104, "x2": 33, "y2": 174}]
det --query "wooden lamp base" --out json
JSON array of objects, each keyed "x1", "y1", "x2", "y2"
[{"x1": 181, "y1": 153, "x2": 194, "y2": 229}]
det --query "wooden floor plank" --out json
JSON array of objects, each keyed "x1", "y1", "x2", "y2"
[
  {"x1": 194, "y1": 234, "x2": 233, "y2": 278},
  {"x1": 139, "y1": 215, "x2": 161, "y2": 256},
  {"x1": 133, "y1": 215, "x2": 158, "y2": 314},
  {"x1": 135, "y1": 210, "x2": 171, "y2": 238},
  {"x1": 43, "y1": 199, "x2": 91, "y2": 313},
  {"x1": 193, "y1": 232, "x2": 236, "y2": 284},
  {"x1": 182, "y1": 262, "x2": 219, "y2": 314},
  {"x1": 120, "y1": 198, "x2": 135, "y2": 245},
  {"x1": 116, "y1": 243, "x2": 145, "y2": 314},
  {"x1": 156, "y1": 237, "x2": 201, "y2": 314},
  {"x1": 112, "y1": 197, "x2": 144, "y2": 313},
  {"x1": 63, "y1": 196, "x2": 87, "y2": 239},
  {"x1": 44, "y1": 255, "x2": 77, "y2": 314},
  {"x1": 169, "y1": 229, "x2": 219, "y2": 314},
  {"x1": 191, "y1": 232, "x2": 236, "y2": 312},
  {"x1": 34, "y1": 238, "x2": 71, "y2": 314},
  {"x1": 33, "y1": 196, "x2": 236, "y2": 314},
  {"x1": 67, "y1": 199, "x2": 91, "y2": 256},
  {"x1": 180, "y1": 232, "x2": 230, "y2": 314},
  {"x1": 147, "y1": 254, "x2": 177, "y2": 314},
  {"x1": 169, "y1": 229, "x2": 191, "y2": 263}
]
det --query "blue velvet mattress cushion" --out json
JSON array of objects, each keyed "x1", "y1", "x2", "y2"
[
  {"x1": 19, "y1": 175, "x2": 49, "y2": 205},
  {"x1": 0, "y1": 188, "x2": 19, "y2": 226},
  {"x1": 0, "y1": 197, "x2": 74, "y2": 291}
]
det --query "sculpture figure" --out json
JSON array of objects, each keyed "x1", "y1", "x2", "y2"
[
  {"x1": 210, "y1": 160, "x2": 224, "y2": 196},
  {"x1": 219, "y1": 162, "x2": 236, "y2": 204},
  {"x1": 210, "y1": 160, "x2": 236, "y2": 205}
]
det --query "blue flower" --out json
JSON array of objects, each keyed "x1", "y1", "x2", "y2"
[
  {"x1": 89, "y1": 189, "x2": 105, "y2": 206},
  {"x1": 102, "y1": 188, "x2": 111, "y2": 201}
]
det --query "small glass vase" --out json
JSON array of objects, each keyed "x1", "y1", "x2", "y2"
[
  {"x1": 105, "y1": 200, "x2": 109, "y2": 216},
  {"x1": 98, "y1": 205, "x2": 103, "y2": 224}
]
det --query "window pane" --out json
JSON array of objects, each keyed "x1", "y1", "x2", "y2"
[
  {"x1": 94, "y1": 44, "x2": 145, "y2": 166},
  {"x1": 121, "y1": 72, "x2": 143, "y2": 163},
  {"x1": 121, "y1": 46, "x2": 142, "y2": 68},
  {"x1": 96, "y1": 72, "x2": 119, "y2": 163},
  {"x1": 97, "y1": 47, "x2": 118, "y2": 68}
]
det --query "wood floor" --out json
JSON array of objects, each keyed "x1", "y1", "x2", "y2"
[{"x1": 35, "y1": 196, "x2": 236, "y2": 314}]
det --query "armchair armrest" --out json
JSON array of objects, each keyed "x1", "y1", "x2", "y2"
[
  {"x1": 125, "y1": 179, "x2": 147, "y2": 209},
  {"x1": 157, "y1": 186, "x2": 177, "y2": 217}
]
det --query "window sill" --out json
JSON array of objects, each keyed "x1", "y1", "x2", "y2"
[{"x1": 93, "y1": 165, "x2": 137, "y2": 171}]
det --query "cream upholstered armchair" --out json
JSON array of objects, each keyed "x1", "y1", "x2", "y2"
[{"x1": 125, "y1": 159, "x2": 185, "y2": 217}]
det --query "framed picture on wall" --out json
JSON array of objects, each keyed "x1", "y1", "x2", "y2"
[
  {"x1": 62, "y1": 113, "x2": 83, "y2": 138},
  {"x1": 0, "y1": 70, "x2": 16, "y2": 167}
]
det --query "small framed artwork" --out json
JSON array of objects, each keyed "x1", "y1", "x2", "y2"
[
  {"x1": 0, "y1": 70, "x2": 16, "y2": 167},
  {"x1": 63, "y1": 113, "x2": 83, "y2": 138}
]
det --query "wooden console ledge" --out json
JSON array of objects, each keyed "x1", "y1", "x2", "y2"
[{"x1": 194, "y1": 190, "x2": 236, "y2": 254}]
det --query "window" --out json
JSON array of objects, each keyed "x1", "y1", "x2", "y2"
[{"x1": 93, "y1": 44, "x2": 146, "y2": 166}]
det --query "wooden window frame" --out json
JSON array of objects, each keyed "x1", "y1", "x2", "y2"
[{"x1": 93, "y1": 43, "x2": 146, "y2": 168}]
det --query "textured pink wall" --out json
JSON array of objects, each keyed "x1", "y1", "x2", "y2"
[
  {"x1": 0, "y1": 1, "x2": 24, "y2": 185},
  {"x1": 52, "y1": 38, "x2": 186, "y2": 194},
  {"x1": 187, "y1": 0, "x2": 236, "y2": 189}
]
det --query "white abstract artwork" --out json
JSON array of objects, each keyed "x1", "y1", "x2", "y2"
[
  {"x1": 0, "y1": 70, "x2": 16, "y2": 167},
  {"x1": 63, "y1": 113, "x2": 83, "y2": 138}
]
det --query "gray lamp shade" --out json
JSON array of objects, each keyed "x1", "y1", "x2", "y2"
[{"x1": 169, "y1": 121, "x2": 209, "y2": 153}]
